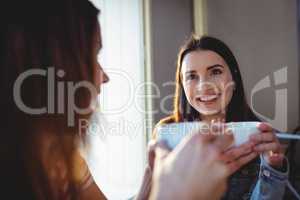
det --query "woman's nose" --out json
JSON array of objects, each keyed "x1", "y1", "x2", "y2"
[
  {"x1": 98, "y1": 64, "x2": 109, "y2": 84},
  {"x1": 197, "y1": 76, "x2": 211, "y2": 88},
  {"x1": 101, "y1": 70, "x2": 109, "y2": 84},
  {"x1": 197, "y1": 78, "x2": 217, "y2": 92}
]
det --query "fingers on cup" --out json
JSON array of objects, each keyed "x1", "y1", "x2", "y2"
[
  {"x1": 257, "y1": 122, "x2": 273, "y2": 132},
  {"x1": 225, "y1": 142, "x2": 253, "y2": 158},
  {"x1": 250, "y1": 132, "x2": 276, "y2": 143},
  {"x1": 254, "y1": 142, "x2": 280, "y2": 153},
  {"x1": 213, "y1": 130, "x2": 234, "y2": 151},
  {"x1": 227, "y1": 152, "x2": 258, "y2": 174}
]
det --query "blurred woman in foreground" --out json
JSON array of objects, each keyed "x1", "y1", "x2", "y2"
[{"x1": 0, "y1": 0, "x2": 233, "y2": 199}]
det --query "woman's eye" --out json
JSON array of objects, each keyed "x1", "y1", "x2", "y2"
[
  {"x1": 211, "y1": 68, "x2": 222, "y2": 75},
  {"x1": 186, "y1": 74, "x2": 197, "y2": 80}
]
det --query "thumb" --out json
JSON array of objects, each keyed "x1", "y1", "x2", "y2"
[
  {"x1": 155, "y1": 140, "x2": 171, "y2": 161},
  {"x1": 148, "y1": 140, "x2": 171, "y2": 170}
]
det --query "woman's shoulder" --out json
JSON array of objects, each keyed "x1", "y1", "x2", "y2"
[{"x1": 157, "y1": 115, "x2": 177, "y2": 126}]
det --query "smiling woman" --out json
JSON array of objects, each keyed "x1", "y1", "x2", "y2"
[
  {"x1": 169, "y1": 35, "x2": 258, "y2": 123},
  {"x1": 153, "y1": 35, "x2": 288, "y2": 200},
  {"x1": 181, "y1": 50, "x2": 235, "y2": 121}
]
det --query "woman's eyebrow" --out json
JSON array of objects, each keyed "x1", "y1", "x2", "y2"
[
  {"x1": 185, "y1": 70, "x2": 197, "y2": 74},
  {"x1": 207, "y1": 64, "x2": 224, "y2": 70}
]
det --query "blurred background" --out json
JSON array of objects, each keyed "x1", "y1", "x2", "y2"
[{"x1": 88, "y1": 0, "x2": 300, "y2": 199}]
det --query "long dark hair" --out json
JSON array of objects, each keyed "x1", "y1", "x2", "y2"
[
  {"x1": 162, "y1": 35, "x2": 258, "y2": 124},
  {"x1": 0, "y1": 0, "x2": 100, "y2": 199}
]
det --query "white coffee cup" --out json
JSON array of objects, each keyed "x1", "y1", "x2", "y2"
[
  {"x1": 227, "y1": 122, "x2": 260, "y2": 146},
  {"x1": 156, "y1": 121, "x2": 261, "y2": 149},
  {"x1": 156, "y1": 122, "x2": 206, "y2": 149}
]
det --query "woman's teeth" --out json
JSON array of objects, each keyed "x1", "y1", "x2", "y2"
[{"x1": 197, "y1": 94, "x2": 219, "y2": 102}]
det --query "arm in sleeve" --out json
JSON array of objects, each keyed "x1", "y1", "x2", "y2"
[{"x1": 250, "y1": 155, "x2": 289, "y2": 200}]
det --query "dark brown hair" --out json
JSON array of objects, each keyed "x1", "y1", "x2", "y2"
[
  {"x1": 158, "y1": 35, "x2": 258, "y2": 126},
  {"x1": 0, "y1": 0, "x2": 100, "y2": 199}
]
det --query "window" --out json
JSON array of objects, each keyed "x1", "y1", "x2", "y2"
[{"x1": 85, "y1": 0, "x2": 147, "y2": 199}]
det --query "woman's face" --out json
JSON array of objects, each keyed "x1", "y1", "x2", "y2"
[
  {"x1": 181, "y1": 50, "x2": 235, "y2": 117},
  {"x1": 94, "y1": 23, "x2": 109, "y2": 94}
]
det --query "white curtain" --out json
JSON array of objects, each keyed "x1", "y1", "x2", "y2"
[{"x1": 85, "y1": 0, "x2": 146, "y2": 199}]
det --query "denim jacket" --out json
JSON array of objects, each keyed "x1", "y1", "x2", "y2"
[
  {"x1": 251, "y1": 155, "x2": 289, "y2": 200},
  {"x1": 221, "y1": 156, "x2": 289, "y2": 200}
]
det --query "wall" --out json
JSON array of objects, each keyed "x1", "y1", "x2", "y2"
[
  {"x1": 150, "y1": 0, "x2": 194, "y2": 124},
  {"x1": 150, "y1": 0, "x2": 299, "y2": 131},
  {"x1": 204, "y1": 0, "x2": 299, "y2": 131}
]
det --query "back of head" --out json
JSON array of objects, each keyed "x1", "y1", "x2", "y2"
[{"x1": 0, "y1": 0, "x2": 99, "y2": 199}]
